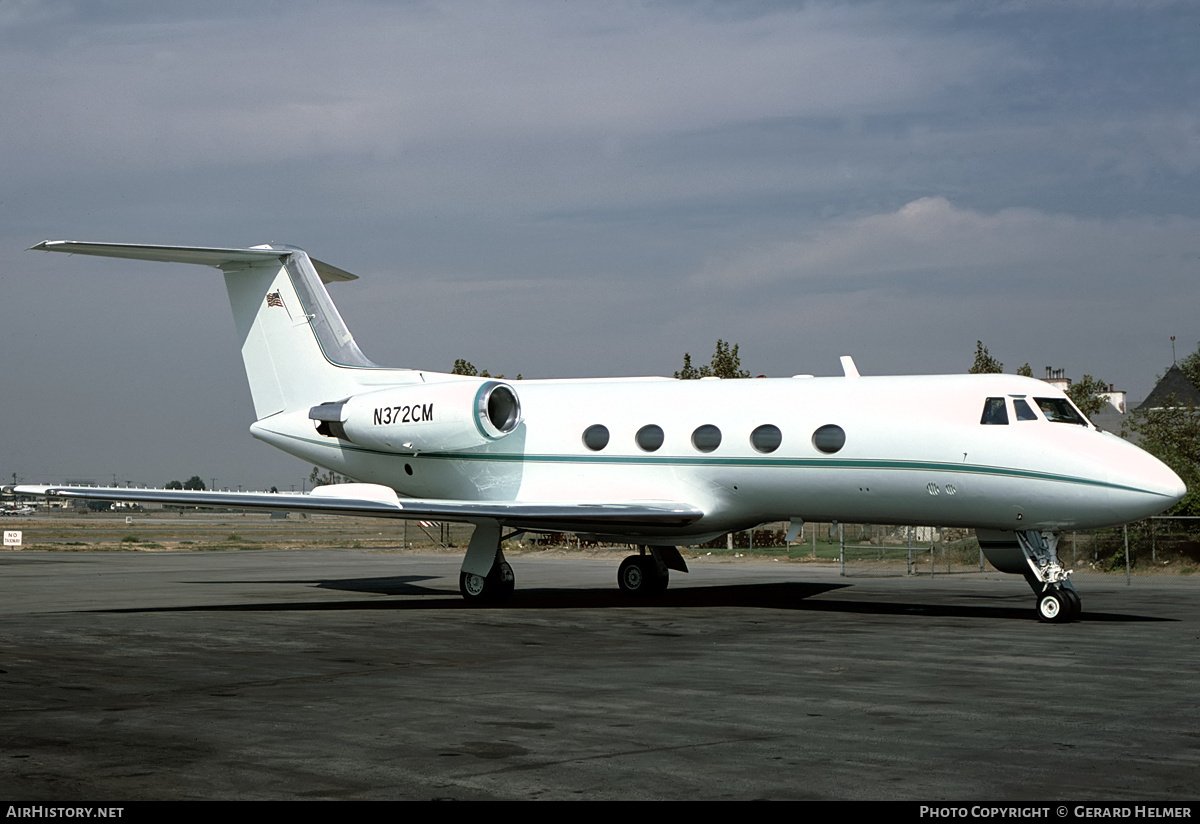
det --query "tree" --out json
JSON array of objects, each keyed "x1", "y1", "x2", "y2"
[
  {"x1": 1016, "y1": 363, "x2": 1033, "y2": 378},
  {"x1": 1066, "y1": 374, "x2": 1110, "y2": 417},
  {"x1": 309, "y1": 466, "x2": 347, "y2": 487},
  {"x1": 709, "y1": 339, "x2": 750, "y2": 379},
  {"x1": 183, "y1": 475, "x2": 206, "y2": 490},
  {"x1": 1127, "y1": 401, "x2": 1200, "y2": 516},
  {"x1": 676, "y1": 339, "x2": 750, "y2": 380},
  {"x1": 674, "y1": 352, "x2": 706, "y2": 380},
  {"x1": 1127, "y1": 342, "x2": 1200, "y2": 515},
  {"x1": 451, "y1": 359, "x2": 479, "y2": 376},
  {"x1": 969, "y1": 341, "x2": 1003, "y2": 374},
  {"x1": 1180, "y1": 344, "x2": 1200, "y2": 390},
  {"x1": 165, "y1": 480, "x2": 183, "y2": 490},
  {"x1": 451, "y1": 358, "x2": 518, "y2": 380}
]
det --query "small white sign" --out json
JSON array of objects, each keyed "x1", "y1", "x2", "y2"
[{"x1": 3, "y1": 530, "x2": 22, "y2": 547}]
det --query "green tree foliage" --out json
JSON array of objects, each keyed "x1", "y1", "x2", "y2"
[
  {"x1": 710, "y1": 339, "x2": 750, "y2": 379},
  {"x1": 674, "y1": 352, "x2": 706, "y2": 380},
  {"x1": 451, "y1": 358, "x2": 518, "y2": 380},
  {"x1": 1180, "y1": 344, "x2": 1200, "y2": 390},
  {"x1": 676, "y1": 339, "x2": 750, "y2": 380},
  {"x1": 1127, "y1": 343, "x2": 1200, "y2": 515},
  {"x1": 309, "y1": 466, "x2": 347, "y2": 487},
  {"x1": 165, "y1": 480, "x2": 183, "y2": 490},
  {"x1": 968, "y1": 341, "x2": 1003, "y2": 374},
  {"x1": 1066, "y1": 374, "x2": 1110, "y2": 417},
  {"x1": 1016, "y1": 363, "x2": 1033, "y2": 377},
  {"x1": 451, "y1": 359, "x2": 479, "y2": 376},
  {"x1": 183, "y1": 475, "x2": 206, "y2": 490},
  {"x1": 1127, "y1": 402, "x2": 1200, "y2": 515}
]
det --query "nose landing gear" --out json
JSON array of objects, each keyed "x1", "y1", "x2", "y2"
[
  {"x1": 978, "y1": 529, "x2": 1082, "y2": 623},
  {"x1": 1036, "y1": 584, "x2": 1081, "y2": 623}
]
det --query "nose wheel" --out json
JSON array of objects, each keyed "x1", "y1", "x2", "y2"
[
  {"x1": 978, "y1": 529, "x2": 1081, "y2": 623},
  {"x1": 1036, "y1": 585, "x2": 1081, "y2": 623}
]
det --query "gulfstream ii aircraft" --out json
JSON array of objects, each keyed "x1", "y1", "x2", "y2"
[{"x1": 13, "y1": 241, "x2": 1186, "y2": 621}]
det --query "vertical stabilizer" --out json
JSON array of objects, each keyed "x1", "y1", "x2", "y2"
[
  {"x1": 30, "y1": 241, "x2": 412, "y2": 419},
  {"x1": 220, "y1": 247, "x2": 382, "y2": 417}
]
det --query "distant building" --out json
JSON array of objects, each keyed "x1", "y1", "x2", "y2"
[
  {"x1": 1042, "y1": 366, "x2": 1127, "y2": 414},
  {"x1": 1043, "y1": 367, "x2": 1071, "y2": 393},
  {"x1": 1136, "y1": 363, "x2": 1200, "y2": 410}
]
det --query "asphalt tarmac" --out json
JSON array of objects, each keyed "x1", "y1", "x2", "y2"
[{"x1": 1, "y1": 549, "x2": 1197, "y2": 801}]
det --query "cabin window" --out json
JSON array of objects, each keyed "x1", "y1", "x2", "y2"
[
  {"x1": 750, "y1": 424, "x2": 782, "y2": 454},
  {"x1": 1035, "y1": 398, "x2": 1089, "y2": 426},
  {"x1": 980, "y1": 397, "x2": 1009, "y2": 425},
  {"x1": 691, "y1": 424, "x2": 722, "y2": 453},
  {"x1": 582, "y1": 424, "x2": 609, "y2": 451},
  {"x1": 812, "y1": 424, "x2": 846, "y2": 454},
  {"x1": 1013, "y1": 398, "x2": 1038, "y2": 421},
  {"x1": 636, "y1": 424, "x2": 665, "y2": 452}
]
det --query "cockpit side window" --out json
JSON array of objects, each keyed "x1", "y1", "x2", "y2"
[
  {"x1": 1013, "y1": 398, "x2": 1038, "y2": 421},
  {"x1": 1034, "y1": 397, "x2": 1089, "y2": 426},
  {"x1": 980, "y1": 397, "x2": 1009, "y2": 425}
]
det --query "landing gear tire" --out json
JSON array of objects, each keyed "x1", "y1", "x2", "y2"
[
  {"x1": 459, "y1": 561, "x2": 515, "y2": 604},
  {"x1": 1062, "y1": 587, "x2": 1082, "y2": 620},
  {"x1": 618, "y1": 555, "x2": 668, "y2": 597},
  {"x1": 1036, "y1": 589, "x2": 1075, "y2": 624}
]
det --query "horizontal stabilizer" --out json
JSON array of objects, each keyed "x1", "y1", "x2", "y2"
[{"x1": 30, "y1": 240, "x2": 358, "y2": 283}]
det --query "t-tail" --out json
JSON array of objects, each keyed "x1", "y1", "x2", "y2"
[{"x1": 30, "y1": 241, "x2": 417, "y2": 418}]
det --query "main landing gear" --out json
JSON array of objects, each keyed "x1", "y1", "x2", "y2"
[
  {"x1": 617, "y1": 546, "x2": 688, "y2": 597},
  {"x1": 456, "y1": 527, "x2": 691, "y2": 604},
  {"x1": 977, "y1": 529, "x2": 1082, "y2": 623},
  {"x1": 459, "y1": 560, "x2": 515, "y2": 604},
  {"x1": 458, "y1": 522, "x2": 516, "y2": 604}
]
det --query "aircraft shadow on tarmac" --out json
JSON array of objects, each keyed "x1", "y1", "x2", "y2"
[{"x1": 98, "y1": 577, "x2": 1174, "y2": 622}]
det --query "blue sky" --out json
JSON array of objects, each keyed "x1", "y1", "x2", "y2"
[{"x1": 2, "y1": 1, "x2": 1198, "y2": 489}]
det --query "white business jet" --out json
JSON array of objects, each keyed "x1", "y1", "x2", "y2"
[{"x1": 12, "y1": 241, "x2": 1185, "y2": 622}]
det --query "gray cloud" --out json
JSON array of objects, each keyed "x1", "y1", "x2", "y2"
[{"x1": 2, "y1": 1, "x2": 1197, "y2": 489}]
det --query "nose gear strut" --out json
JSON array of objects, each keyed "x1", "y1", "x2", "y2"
[{"x1": 977, "y1": 529, "x2": 1081, "y2": 623}]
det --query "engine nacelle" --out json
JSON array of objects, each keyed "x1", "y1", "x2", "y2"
[{"x1": 309, "y1": 380, "x2": 521, "y2": 453}]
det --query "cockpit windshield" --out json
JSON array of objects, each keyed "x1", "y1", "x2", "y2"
[
  {"x1": 1013, "y1": 398, "x2": 1038, "y2": 421},
  {"x1": 980, "y1": 397, "x2": 1009, "y2": 425},
  {"x1": 1034, "y1": 397, "x2": 1089, "y2": 426}
]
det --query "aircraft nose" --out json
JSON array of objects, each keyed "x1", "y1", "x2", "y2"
[
  {"x1": 1114, "y1": 445, "x2": 1186, "y2": 518},
  {"x1": 1160, "y1": 465, "x2": 1187, "y2": 505}
]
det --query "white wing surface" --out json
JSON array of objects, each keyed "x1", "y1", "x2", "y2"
[{"x1": 10, "y1": 484, "x2": 703, "y2": 532}]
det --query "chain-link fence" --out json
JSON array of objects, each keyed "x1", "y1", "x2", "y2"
[
  {"x1": 696, "y1": 522, "x2": 987, "y2": 578},
  {"x1": 512, "y1": 519, "x2": 1200, "y2": 582},
  {"x1": 11, "y1": 507, "x2": 1198, "y2": 582},
  {"x1": 709, "y1": 518, "x2": 1200, "y2": 581}
]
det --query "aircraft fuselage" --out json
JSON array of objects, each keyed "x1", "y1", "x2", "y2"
[{"x1": 250, "y1": 371, "x2": 1181, "y2": 543}]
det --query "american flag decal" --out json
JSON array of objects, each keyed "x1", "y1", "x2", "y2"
[{"x1": 266, "y1": 291, "x2": 284, "y2": 308}]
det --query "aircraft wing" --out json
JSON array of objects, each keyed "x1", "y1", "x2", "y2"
[{"x1": 9, "y1": 484, "x2": 703, "y2": 533}]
